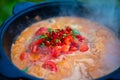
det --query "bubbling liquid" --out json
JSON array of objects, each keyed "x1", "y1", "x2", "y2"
[{"x1": 11, "y1": 17, "x2": 120, "y2": 80}]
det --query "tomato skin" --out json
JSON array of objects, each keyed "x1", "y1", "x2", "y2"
[
  {"x1": 51, "y1": 49, "x2": 60, "y2": 58},
  {"x1": 42, "y1": 61, "x2": 57, "y2": 72},
  {"x1": 69, "y1": 42, "x2": 79, "y2": 51},
  {"x1": 61, "y1": 45, "x2": 70, "y2": 53},
  {"x1": 35, "y1": 27, "x2": 47, "y2": 36},
  {"x1": 29, "y1": 39, "x2": 44, "y2": 53},
  {"x1": 76, "y1": 35, "x2": 84, "y2": 42},
  {"x1": 69, "y1": 46, "x2": 78, "y2": 51},
  {"x1": 79, "y1": 43, "x2": 89, "y2": 52},
  {"x1": 35, "y1": 38, "x2": 44, "y2": 45},
  {"x1": 66, "y1": 26, "x2": 72, "y2": 32},
  {"x1": 20, "y1": 52, "x2": 28, "y2": 61},
  {"x1": 64, "y1": 35, "x2": 73, "y2": 45}
]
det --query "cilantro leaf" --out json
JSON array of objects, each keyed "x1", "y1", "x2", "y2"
[
  {"x1": 48, "y1": 28, "x2": 53, "y2": 33},
  {"x1": 72, "y1": 29, "x2": 80, "y2": 35},
  {"x1": 22, "y1": 67, "x2": 28, "y2": 72}
]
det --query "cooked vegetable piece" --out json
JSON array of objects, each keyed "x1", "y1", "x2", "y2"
[
  {"x1": 61, "y1": 45, "x2": 70, "y2": 52},
  {"x1": 35, "y1": 27, "x2": 47, "y2": 36},
  {"x1": 69, "y1": 42, "x2": 78, "y2": 51},
  {"x1": 76, "y1": 34, "x2": 84, "y2": 42},
  {"x1": 28, "y1": 26, "x2": 88, "y2": 59},
  {"x1": 20, "y1": 52, "x2": 28, "y2": 61},
  {"x1": 42, "y1": 61, "x2": 57, "y2": 72},
  {"x1": 64, "y1": 35, "x2": 74, "y2": 45},
  {"x1": 80, "y1": 43, "x2": 89, "y2": 52}
]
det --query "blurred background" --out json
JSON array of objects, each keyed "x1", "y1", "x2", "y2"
[
  {"x1": 1, "y1": 0, "x2": 120, "y2": 26},
  {"x1": 0, "y1": 0, "x2": 46, "y2": 26}
]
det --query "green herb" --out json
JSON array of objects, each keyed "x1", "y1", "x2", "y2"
[
  {"x1": 36, "y1": 34, "x2": 47, "y2": 39},
  {"x1": 41, "y1": 42, "x2": 45, "y2": 46},
  {"x1": 54, "y1": 29, "x2": 59, "y2": 33},
  {"x1": 72, "y1": 29, "x2": 80, "y2": 35},
  {"x1": 40, "y1": 42, "x2": 45, "y2": 47},
  {"x1": 55, "y1": 39, "x2": 59, "y2": 43},
  {"x1": 22, "y1": 67, "x2": 28, "y2": 72},
  {"x1": 63, "y1": 34, "x2": 67, "y2": 37},
  {"x1": 72, "y1": 29, "x2": 80, "y2": 38},
  {"x1": 43, "y1": 33, "x2": 47, "y2": 37},
  {"x1": 72, "y1": 35, "x2": 76, "y2": 38},
  {"x1": 36, "y1": 36, "x2": 43, "y2": 39},
  {"x1": 48, "y1": 28, "x2": 53, "y2": 33}
]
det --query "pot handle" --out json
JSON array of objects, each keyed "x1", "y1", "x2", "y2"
[{"x1": 13, "y1": 2, "x2": 35, "y2": 14}]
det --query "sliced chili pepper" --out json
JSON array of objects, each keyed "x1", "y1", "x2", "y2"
[
  {"x1": 42, "y1": 61, "x2": 57, "y2": 72},
  {"x1": 35, "y1": 38, "x2": 44, "y2": 45}
]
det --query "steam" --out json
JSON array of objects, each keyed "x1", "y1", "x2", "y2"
[
  {"x1": 83, "y1": 0, "x2": 119, "y2": 35},
  {"x1": 100, "y1": 40, "x2": 120, "y2": 73},
  {"x1": 58, "y1": 0, "x2": 120, "y2": 72},
  {"x1": 78, "y1": 0, "x2": 120, "y2": 69},
  {"x1": 59, "y1": 0, "x2": 120, "y2": 37}
]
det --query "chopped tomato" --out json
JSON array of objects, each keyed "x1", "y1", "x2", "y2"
[
  {"x1": 69, "y1": 46, "x2": 78, "y2": 51},
  {"x1": 29, "y1": 39, "x2": 44, "y2": 53},
  {"x1": 35, "y1": 27, "x2": 47, "y2": 36},
  {"x1": 20, "y1": 52, "x2": 28, "y2": 61},
  {"x1": 76, "y1": 35, "x2": 84, "y2": 42},
  {"x1": 69, "y1": 42, "x2": 78, "y2": 51},
  {"x1": 42, "y1": 61, "x2": 57, "y2": 72},
  {"x1": 49, "y1": 46, "x2": 61, "y2": 58},
  {"x1": 61, "y1": 45, "x2": 70, "y2": 53},
  {"x1": 51, "y1": 48, "x2": 61, "y2": 58},
  {"x1": 79, "y1": 43, "x2": 89, "y2": 52},
  {"x1": 35, "y1": 38, "x2": 44, "y2": 45},
  {"x1": 66, "y1": 26, "x2": 72, "y2": 32},
  {"x1": 64, "y1": 35, "x2": 73, "y2": 45}
]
